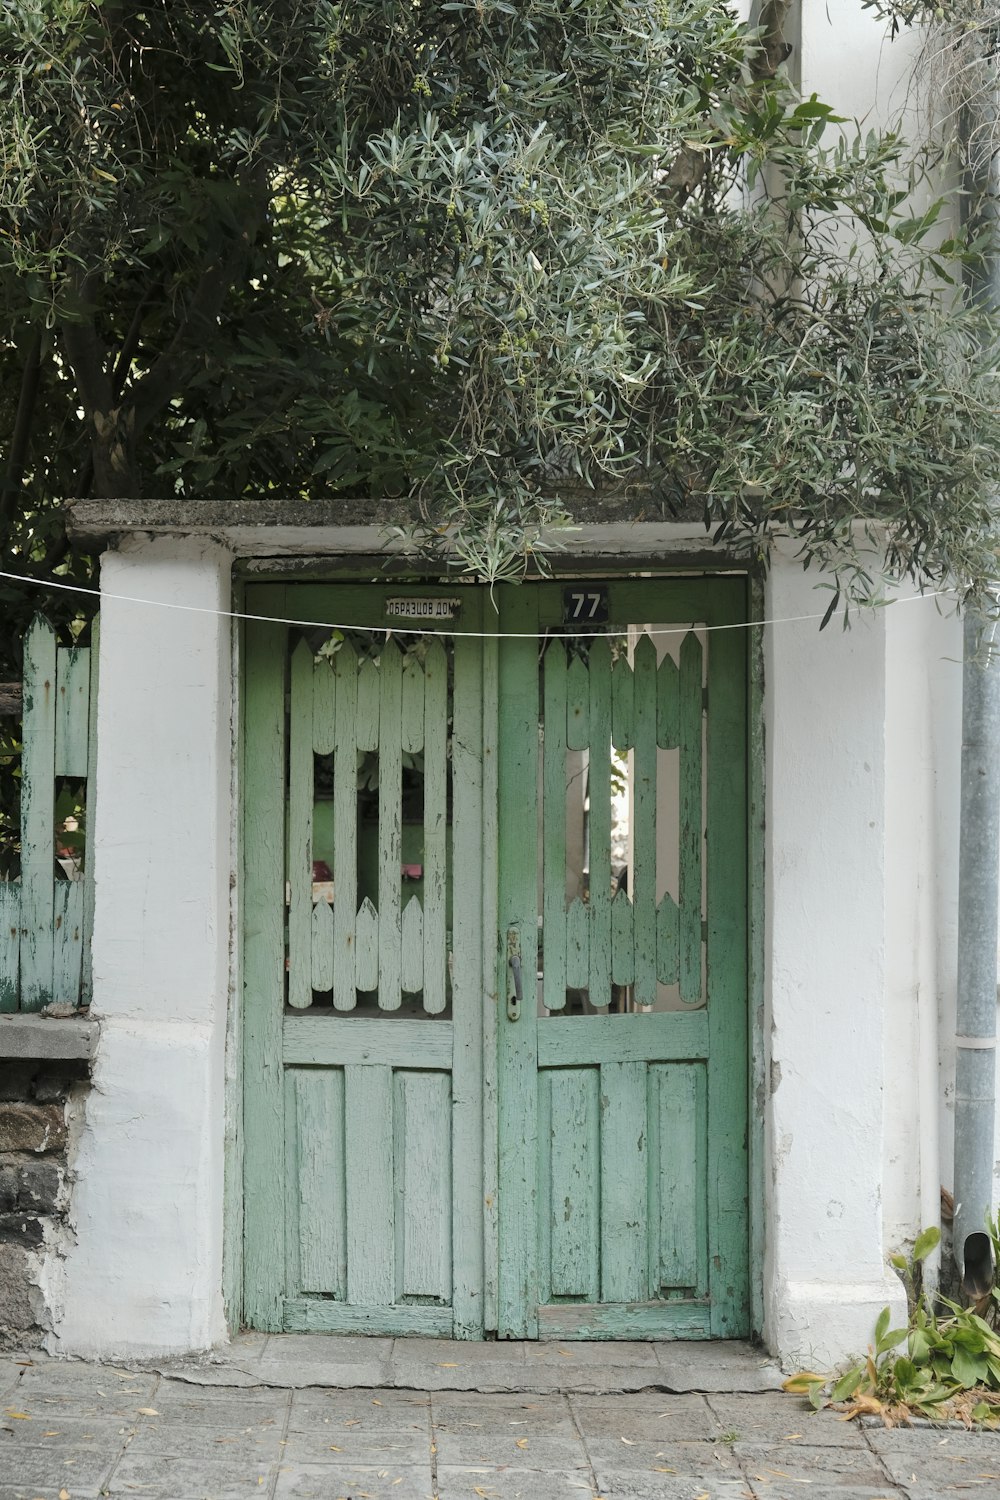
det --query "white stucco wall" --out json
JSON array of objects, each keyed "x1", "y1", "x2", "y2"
[
  {"x1": 55, "y1": 538, "x2": 235, "y2": 1357},
  {"x1": 762, "y1": 547, "x2": 909, "y2": 1367}
]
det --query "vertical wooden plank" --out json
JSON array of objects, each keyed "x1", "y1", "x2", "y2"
[
  {"x1": 631, "y1": 635, "x2": 657, "y2": 1009},
  {"x1": 401, "y1": 894, "x2": 423, "y2": 993},
  {"x1": 354, "y1": 897, "x2": 379, "y2": 991},
  {"x1": 679, "y1": 631, "x2": 703, "y2": 1005},
  {"x1": 587, "y1": 639, "x2": 612, "y2": 1009},
  {"x1": 422, "y1": 639, "x2": 447, "y2": 1014},
  {"x1": 565, "y1": 652, "x2": 589, "y2": 750},
  {"x1": 284, "y1": 1071, "x2": 301, "y2": 1299},
  {"x1": 288, "y1": 640, "x2": 315, "y2": 1010},
  {"x1": 54, "y1": 646, "x2": 90, "y2": 777},
  {"x1": 705, "y1": 592, "x2": 750, "y2": 1335},
  {"x1": 652, "y1": 1063, "x2": 702, "y2": 1293},
  {"x1": 377, "y1": 641, "x2": 403, "y2": 1009},
  {"x1": 51, "y1": 880, "x2": 84, "y2": 1004},
  {"x1": 497, "y1": 587, "x2": 540, "y2": 1338},
  {"x1": 345, "y1": 1064, "x2": 395, "y2": 1304},
  {"x1": 657, "y1": 652, "x2": 679, "y2": 749},
  {"x1": 0, "y1": 882, "x2": 20, "y2": 1011},
  {"x1": 452, "y1": 628, "x2": 485, "y2": 1335},
  {"x1": 296, "y1": 1069, "x2": 347, "y2": 1297},
  {"x1": 332, "y1": 642, "x2": 358, "y2": 1012},
  {"x1": 656, "y1": 892, "x2": 680, "y2": 986},
  {"x1": 480, "y1": 624, "x2": 500, "y2": 1334},
  {"x1": 242, "y1": 616, "x2": 288, "y2": 1330},
  {"x1": 611, "y1": 651, "x2": 634, "y2": 751},
  {"x1": 542, "y1": 642, "x2": 567, "y2": 1011},
  {"x1": 312, "y1": 899, "x2": 334, "y2": 993},
  {"x1": 548, "y1": 1068, "x2": 600, "y2": 1300},
  {"x1": 396, "y1": 1071, "x2": 452, "y2": 1301},
  {"x1": 600, "y1": 1060, "x2": 649, "y2": 1302},
  {"x1": 355, "y1": 656, "x2": 381, "y2": 752},
  {"x1": 400, "y1": 651, "x2": 424, "y2": 754},
  {"x1": 81, "y1": 617, "x2": 99, "y2": 1005},
  {"x1": 565, "y1": 896, "x2": 589, "y2": 991},
  {"x1": 20, "y1": 617, "x2": 56, "y2": 1010},
  {"x1": 611, "y1": 887, "x2": 635, "y2": 987},
  {"x1": 537, "y1": 1070, "x2": 553, "y2": 1307},
  {"x1": 312, "y1": 658, "x2": 336, "y2": 756}
]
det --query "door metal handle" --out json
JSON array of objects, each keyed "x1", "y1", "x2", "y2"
[{"x1": 506, "y1": 927, "x2": 523, "y2": 1022}]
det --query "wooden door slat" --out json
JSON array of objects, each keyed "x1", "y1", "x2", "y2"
[
  {"x1": 294, "y1": 1069, "x2": 347, "y2": 1297},
  {"x1": 631, "y1": 634, "x2": 658, "y2": 1008},
  {"x1": 312, "y1": 658, "x2": 336, "y2": 756},
  {"x1": 288, "y1": 640, "x2": 315, "y2": 1010},
  {"x1": 587, "y1": 639, "x2": 612, "y2": 1009},
  {"x1": 548, "y1": 1068, "x2": 600, "y2": 1300},
  {"x1": 0, "y1": 883, "x2": 19, "y2": 1011},
  {"x1": 611, "y1": 652, "x2": 634, "y2": 751},
  {"x1": 565, "y1": 652, "x2": 589, "y2": 751},
  {"x1": 354, "y1": 897, "x2": 379, "y2": 992},
  {"x1": 400, "y1": 651, "x2": 425, "y2": 754},
  {"x1": 657, "y1": 652, "x2": 679, "y2": 749},
  {"x1": 20, "y1": 617, "x2": 56, "y2": 1010},
  {"x1": 565, "y1": 896, "x2": 589, "y2": 992},
  {"x1": 401, "y1": 894, "x2": 423, "y2": 994},
  {"x1": 51, "y1": 879, "x2": 84, "y2": 1004},
  {"x1": 312, "y1": 898, "x2": 334, "y2": 993},
  {"x1": 395, "y1": 1071, "x2": 452, "y2": 1302},
  {"x1": 345, "y1": 1064, "x2": 395, "y2": 1305},
  {"x1": 377, "y1": 641, "x2": 403, "y2": 1009},
  {"x1": 355, "y1": 656, "x2": 381, "y2": 752},
  {"x1": 679, "y1": 632, "x2": 704, "y2": 1004},
  {"x1": 55, "y1": 645, "x2": 90, "y2": 778},
  {"x1": 599, "y1": 1060, "x2": 649, "y2": 1303},
  {"x1": 610, "y1": 887, "x2": 634, "y2": 986},
  {"x1": 656, "y1": 892, "x2": 680, "y2": 986},
  {"x1": 542, "y1": 642, "x2": 568, "y2": 1010},
  {"x1": 332, "y1": 642, "x2": 359, "y2": 1010},
  {"x1": 422, "y1": 638, "x2": 448, "y2": 1013}
]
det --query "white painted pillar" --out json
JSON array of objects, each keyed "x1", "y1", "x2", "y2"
[
  {"x1": 56, "y1": 537, "x2": 234, "y2": 1357},
  {"x1": 763, "y1": 550, "x2": 906, "y2": 1368}
]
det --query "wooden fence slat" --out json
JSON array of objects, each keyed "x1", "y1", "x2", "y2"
[
  {"x1": 355, "y1": 656, "x2": 380, "y2": 752},
  {"x1": 401, "y1": 652, "x2": 424, "y2": 754},
  {"x1": 656, "y1": 892, "x2": 680, "y2": 987},
  {"x1": 679, "y1": 631, "x2": 704, "y2": 1004},
  {"x1": 377, "y1": 641, "x2": 403, "y2": 1009},
  {"x1": 0, "y1": 882, "x2": 20, "y2": 1011},
  {"x1": 55, "y1": 646, "x2": 90, "y2": 778},
  {"x1": 355, "y1": 897, "x2": 379, "y2": 991},
  {"x1": 587, "y1": 639, "x2": 612, "y2": 1009},
  {"x1": 565, "y1": 652, "x2": 589, "y2": 751},
  {"x1": 657, "y1": 652, "x2": 679, "y2": 749},
  {"x1": 422, "y1": 639, "x2": 447, "y2": 1013},
  {"x1": 401, "y1": 894, "x2": 423, "y2": 994},
  {"x1": 312, "y1": 658, "x2": 336, "y2": 756},
  {"x1": 611, "y1": 887, "x2": 634, "y2": 987},
  {"x1": 81, "y1": 616, "x2": 99, "y2": 1004},
  {"x1": 312, "y1": 898, "x2": 334, "y2": 993},
  {"x1": 52, "y1": 879, "x2": 84, "y2": 1003},
  {"x1": 20, "y1": 617, "x2": 56, "y2": 1010},
  {"x1": 542, "y1": 642, "x2": 567, "y2": 1011},
  {"x1": 288, "y1": 640, "x2": 315, "y2": 1009},
  {"x1": 333, "y1": 642, "x2": 359, "y2": 1010},
  {"x1": 566, "y1": 895, "x2": 589, "y2": 992},
  {"x1": 631, "y1": 634, "x2": 658, "y2": 1008},
  {"x1": 612, "y1": 651, "x2": 634, "y2": 751}
]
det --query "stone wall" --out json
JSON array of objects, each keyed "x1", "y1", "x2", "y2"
[{"x1": 0, "y1": 1059, "x2": 87, "y2": 1349}]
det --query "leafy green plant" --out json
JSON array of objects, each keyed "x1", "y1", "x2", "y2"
[{"x1": 784, "y1": 1223, "x2": 1000, "y2": 1425}]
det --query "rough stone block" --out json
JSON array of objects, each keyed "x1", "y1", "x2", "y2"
[
  {"x1": 34, "y1": 1061, "x2": 88, "y2": 1101},
  {"x1": 0, "y1": 1166, "x2": 17, "y2": 1212},
  {"x1": 0, "y1": 1061, "x2": 38, "y2": 1102},
  {"x1": 0, "y1": 1240, "x2": 37, "y2": 1333},
  {"x1": 0, "y1": 1101, "x2": 67, "y2": 1154},
  {"x1": 0, "y1": 1213, "x2": 45, "y2": 1248},
  {"x1": 18, "y1": 1160, "x2": 61, "y2": 1214}
]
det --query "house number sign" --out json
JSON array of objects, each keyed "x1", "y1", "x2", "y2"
[
  {"x1": 563, "y1": 587, "x2": 609, "y2": 624},
  {"x1": 385, "y1": 597, "x2": 463, "y2": 620}
]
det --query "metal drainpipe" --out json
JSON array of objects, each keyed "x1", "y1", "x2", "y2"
[{"x1": 954, "y1": 47, "x2": 1000, "y2": 1295}]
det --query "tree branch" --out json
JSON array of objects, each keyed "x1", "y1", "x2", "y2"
[{"x1": 0, "y1": 327, "x2": 44, "y2": 542}]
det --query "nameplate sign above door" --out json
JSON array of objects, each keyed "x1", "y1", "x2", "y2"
[{"x1": 386, "y1": 597, "x2": 463, "y2": 621}]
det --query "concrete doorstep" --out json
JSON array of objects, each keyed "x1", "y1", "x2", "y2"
[{"x1": 0, "y1": 1338, "x2": 994, "y2": 1500}]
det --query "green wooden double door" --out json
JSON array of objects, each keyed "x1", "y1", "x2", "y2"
[{"x1": 242, "y1": 577, "x2": 749, "y2": 1339}]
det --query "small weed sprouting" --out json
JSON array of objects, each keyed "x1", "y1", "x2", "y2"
[{"x1": 784, "y1": 1218, "x2": 1000, "y2": 1426}]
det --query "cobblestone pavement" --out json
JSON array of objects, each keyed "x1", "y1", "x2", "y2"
[{"x1": 0, "y1": 1339, "x2": 997, "y2": 1500}]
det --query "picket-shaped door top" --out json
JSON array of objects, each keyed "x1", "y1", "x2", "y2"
[{"x1": 241, "y1": 578, "x2": 749, "y2": 1340}]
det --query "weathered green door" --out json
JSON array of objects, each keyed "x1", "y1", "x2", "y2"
[
  {"x1": 241, "y1": 577, "x2": 748, "y2": 1339},
  {"x1": 495, "y1": 579, "x2": 749, "y2": 1339}
]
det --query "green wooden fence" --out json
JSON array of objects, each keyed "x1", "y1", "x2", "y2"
[{"x1": 0, "y1": 616, "x2": 98, "y2": 1012}]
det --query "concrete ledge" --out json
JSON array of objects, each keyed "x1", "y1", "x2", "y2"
[{"x1": 0, "y1": 1014, "x2": 97, "y2": 1062}]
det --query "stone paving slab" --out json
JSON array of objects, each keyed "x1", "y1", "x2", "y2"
[{"x1": 273, "y1": 1461, "x2": 435, "y2": 1499}]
